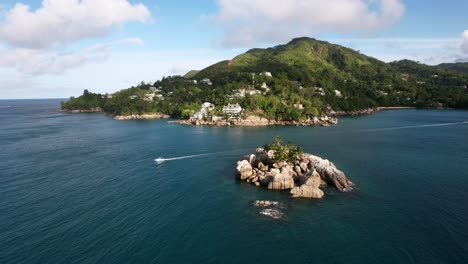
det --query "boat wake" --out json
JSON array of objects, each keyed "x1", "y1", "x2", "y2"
[
  {"x1": 154, "y1": 154, "x2": 208, "y2": 164},
  {"x1": 154, "y1": 148, "x2": 249, "y2": 165},
  {"x1": 362, "y1": 121, "x2": 468, "y2": 132}
]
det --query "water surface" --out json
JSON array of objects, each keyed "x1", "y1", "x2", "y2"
[{"x1": 1, "y1": 100, "x2": 467, "y2": 263}]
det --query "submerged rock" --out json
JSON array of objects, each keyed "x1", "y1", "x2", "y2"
[{"x1": 259, "y1": 209, "x2": 286, "y2": 219}]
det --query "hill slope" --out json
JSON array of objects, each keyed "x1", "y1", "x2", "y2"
[
  {"x1": 193, "y1": 37, "x2": 468, "y2": 109},
  {"x1": 436, "y1": 62, "x2": 468, "y2": 73},
  {"x1": 62, "y1": 37, "x2": 468, "y2": 118}
]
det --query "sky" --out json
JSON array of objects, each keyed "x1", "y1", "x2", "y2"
[{"x1": 0, "y1": 0, "x2": 467, "y2": 99}]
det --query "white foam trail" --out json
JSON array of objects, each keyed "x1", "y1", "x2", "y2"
[
  {"x1": 361, "y1": 121, "x2": 468, "y2": 132},
  {"x1": 154, "y1": 154, "x2": 208, "y2": 164},
  {"x1": 154, "y1": 148, "x2": 249, "y2": 165}
]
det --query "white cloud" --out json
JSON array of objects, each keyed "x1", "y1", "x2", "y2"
[
  {"x1": 0, "y1": 44, "x2": 111, "y2": 75},
  {"x1": 461, "y1": 30, "x2": 468, "y2": 54},
  {"x1": 214, "y1": 0, "x2": 405, "y2": 47},
  {"x1": 120, "y1": 38, "x2": 145, "y2": 46},
  {"x1": 332, "y1": 37, "x2": 462, "y2": 65},
  {"x1": 0, "y1": 0, "x2": 150, "y2": 50}
]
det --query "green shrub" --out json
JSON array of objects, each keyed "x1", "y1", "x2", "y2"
[{"x1": 263, "y1": 136, "x2": 303, "y2": 163}]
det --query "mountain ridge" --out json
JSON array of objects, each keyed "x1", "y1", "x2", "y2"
[{"x1": 62, "y1": 37, "x2": 468, "y2": 118}]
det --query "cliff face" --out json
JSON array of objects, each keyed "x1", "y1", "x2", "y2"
[{"x1": 236, "y1": 148, "x2": 352, "y2": 199}]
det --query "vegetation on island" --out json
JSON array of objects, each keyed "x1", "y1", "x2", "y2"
[
  {"x1": 263, "y1": 137, "x2": 303, "y2": 163},
  {"x1": 62, "y1": 37, "x2": 468, "y2": 119},
  {"x1": 436, "y1": 62, "x2": 468, "y2": 74}
]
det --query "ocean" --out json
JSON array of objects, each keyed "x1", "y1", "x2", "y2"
[{"x1": 1, "y1": 99, "x2": 467, "y2": 263}]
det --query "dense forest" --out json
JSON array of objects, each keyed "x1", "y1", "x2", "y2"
[{"x1": 62, "y1": 37, "x2": 468, "y2": 120}]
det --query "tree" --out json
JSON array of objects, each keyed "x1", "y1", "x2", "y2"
[{"x1": 263, "y1": 136, "x2": 303, "y2": 163}]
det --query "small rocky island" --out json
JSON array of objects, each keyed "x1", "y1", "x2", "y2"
[{"x1": 236, "y1": 137, "x2": 352, "y2": 199}]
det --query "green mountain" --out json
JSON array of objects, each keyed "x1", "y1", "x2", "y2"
[
  {"x1": 197, "y1": 37, "x2": 391, "y2": 83},
  {"x1": 183, "y1": 70, "x2": 200, "y2": 79},
  {"x1": 62, "y1": 37, "x2": 468, "y2": 118},
  {"x1": 436, "y1": 62, "x2": 468, "y2": 73}
]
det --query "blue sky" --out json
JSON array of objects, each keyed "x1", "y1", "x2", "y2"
[{"x1": 0, "y1": 0, "x2": 467, "y2": 99}]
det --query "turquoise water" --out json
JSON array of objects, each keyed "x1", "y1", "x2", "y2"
[{"x1": 1, "y1": 100, "x2": 467, "y2": 263}]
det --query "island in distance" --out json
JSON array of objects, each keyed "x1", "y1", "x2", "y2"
[
  {"x1": 236, "y1": 137, "x2": 352, "y2": 199},
  {"x1": 60, "y1": 37, "x2": 468, "y2": 125}
]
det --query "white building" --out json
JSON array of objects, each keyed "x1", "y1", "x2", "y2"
[
  {"x1": 202, "y1": 102, "x2": 215, "y2": 111},
  {"x1": 379, "y1": 91, "x2": 389, "y2": 96},
  {"x1": 260, "y1": 72, "x2": 273, "y2": 77},
  {"x1": 149, "y1": 87, "x2": 160, "y2": 93},
  {"x1": 192, "y1": 102, "x2": 215, "y2": 119},
  {"x1": 144, "y1": 93, "x2": 156, "y2": 101},
  {"x1": 314, "y1": 87, "x2": 325, "y2": 96},
  {"x1": 129, "y1": 95, "x2": 138, "y2": 100},
  {"x1": 235, "y1": 88, "x2": 246, "y2": 97},
  {"x1": 246, "y1": 90, "x2": 261, "y2": 96},
  {"x1": 334, "y1": 90, "x2": 343, "y2": 98},
  {"x1": 192, "y1": 111, "x2": 205, "y2": 119},
  {"x1": 223, "y1": 103, "x2": 242, "y2": 115},
  {"x1": 201, "y1": 78, "x2": 213, "y2": 85},
  {"x1": 293, "y1": 103, "x2": 304, "y2": 110}
]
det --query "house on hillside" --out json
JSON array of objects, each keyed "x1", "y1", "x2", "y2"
[
  {"x1": 261, "y1": 82, "x2": 271, "y2": 94},
  {"x1": 401, "y1": 73, "x2": 410, "y2": 81},
  {"x1": 191, "y1": 102, "x2": 215, "y2": 120},
  {"x1": 201, "y1": 78, "x2": 212, "y2": 85},
  {"x1": 202, "y1": 102, "x2": 215, "y2": 111},
  {"x1": 223, "y1": 103, "x2": 242, "y2": 115},
  {"x1": 246, "y1": 90, "x2": 261, "y2": 96},
  {"x1": 235, "y1": 88, "x2": 246, "y2": 97},
  {"x1": 314, "y1": 87, "x2": 326, "y2": 96},
  {"x1": 293, "y1": 103, "x2": 304, "y2": 110},
  {"x1": 334, "y1": 90, "x2": 343, "y2": 98},
  {"x1": 144, "y1": 93, "x2": 156, "y2": 101},
  {"x1": 260, "y1": 71, "x2": 273, "y2": 77}
]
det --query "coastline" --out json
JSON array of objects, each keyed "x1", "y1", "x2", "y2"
[
  {"x1": 377, "y1": 106, "x2": 417, "y2": 110},
  {"x1": 60, "y1": 109, "x2": 170, "y2": 120},
  {"x1": 60, "y1": 107, "x2": 103, "y2": 113},
  {"x1": 330, "y1": 106, "x2": 417, "y2": 117},
  {"x1": 60, "y1": 106, "x2": 420, "y2": 125},
  {"x1": 178, "y1": 115, "x2": 338, "y2": 127},
  {"x1": 113, "y1": 113, "x2": 170, "y2": 121}
]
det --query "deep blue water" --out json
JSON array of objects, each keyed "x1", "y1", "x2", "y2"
[{"x1": 1, "y1": 99, "x2": 468, "y2": 264}]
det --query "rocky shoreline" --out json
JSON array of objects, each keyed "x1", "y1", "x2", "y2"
[
  {"x1": 236, "y1": 148, "x2": 352, "y2": 199},
  {"x1": 178, "y1": 115, "x2": 338, "y2": 127},
  {"x1": 329, "y1": 106, "x2": 417, "y2": 116},
  {"x1": 113, "y1": 113, "x2": 170, "y2": 121},
  {"x1": 61, "y1": 109, "x2": 170, "y2": 120},
  {"x1": 328, "y1": 107, "x2": 379, "y2": 116},
  {"x1": 62, "y1": 106, "x2": 414, "y2": 123},
  {"x1": 60, "y1": 107, "x2": 104, "y2": 113}
]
